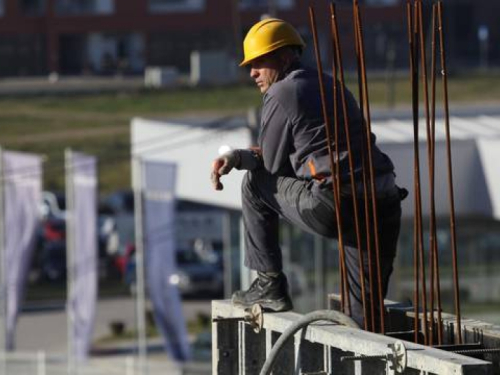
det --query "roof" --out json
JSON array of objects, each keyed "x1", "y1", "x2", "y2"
[
  {"x1": 130, "y1": 111, "x2": 500, "y2": 219},
  {"x1": 372, "y1": 115, "x2": 500, "y2": 143}
]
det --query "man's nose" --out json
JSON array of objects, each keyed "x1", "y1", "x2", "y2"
[{"x1": 250, "y1": 68, "x2": 258, "y2": 79}]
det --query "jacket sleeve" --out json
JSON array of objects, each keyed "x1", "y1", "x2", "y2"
[{"x1": 258, "y1": 94, "x2": 294, "y2": 175}]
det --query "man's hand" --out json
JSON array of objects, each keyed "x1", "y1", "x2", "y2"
[{"x1": 211, "y1": 150, "x2": 241, "y2": 191}]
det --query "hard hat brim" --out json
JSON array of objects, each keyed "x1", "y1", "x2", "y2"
[{"x1": 239, "y1": 42, "x2": 305, "y2": 67}]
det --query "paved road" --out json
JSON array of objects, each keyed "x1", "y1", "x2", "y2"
[{"x1": 16, "y1": 297, "x2": 212, "y2": 353}]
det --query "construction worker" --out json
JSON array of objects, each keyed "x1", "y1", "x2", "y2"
[{"x1": 211, "y1": 18, "x2": 404, "y2": 328}]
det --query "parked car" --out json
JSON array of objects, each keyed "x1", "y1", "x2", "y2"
[
  {"x1": 39, "y1": 191, "x2": 66, "y2": 220},
  {"x1": 31, "y1": 191, "x2": 120, "y2": 283},
  {"x1": 40, "y1": 233, "x2": 66, "y2": 282},
  {"x1": 101, "y1": 189, "x2": 134, "y2": 215},
  {"x1": 123, "y1": 246, "x2": 223, "y2": 298}
]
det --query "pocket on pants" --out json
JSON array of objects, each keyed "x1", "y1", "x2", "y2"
[{"x1": 299, "y1": 193, "x2": 338, "y2": 238}]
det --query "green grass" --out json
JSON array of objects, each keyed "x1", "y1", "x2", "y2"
[{"x1": 1, "y1": 73, "x2": 499, "y2": 193}]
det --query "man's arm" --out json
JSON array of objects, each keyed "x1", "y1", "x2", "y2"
[
  {"x1": 211, "y1": 148, "x2": 263, "y2": 191},
  {"x1": 260, "y1": 95, "x2": 293, "y2": 175}
]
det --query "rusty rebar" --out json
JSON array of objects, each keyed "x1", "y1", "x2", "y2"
[
  {"x1": 309, "y1": 5, "x2": 350, "y2": 314},
  {"x1": 437, "y1": 0, "x2": 462, "y2": 344},
  {"x1": 353, "y1": 2, "x2": 376, "y2": 333},
  {"x1": 330, "y1": 26, "x2": 352, "y2": 315},
  {"x1": 428, "y1": 1, "x2": 437, "y2": 345},
  {"x1": 416, "y1": 0, "x2": 437, "y2": 345},
  {"x1": 407, "y1": 0, "x2": 426, "y2": 344},
  {"x1": 415, "y1": 0, "x2": 429, "y2": 346},
  {"x1": 329, "y1": 11, "x2": 345, "y2": 315},
  {"x1": 329, "y1": 1, "x2": 367, "y2": 331},
  {"x1": 429, "y1": 2, "x2": 444, "y2": 345},
  {"x1": 353, "y1": 1, "x2": 385, "y2": 334},
  {"x1": 406, "y1": 0, "x2": 418, "y2": 344}
]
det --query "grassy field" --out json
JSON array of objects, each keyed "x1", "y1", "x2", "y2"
[{"x1": 1, "y1": 72, "x2": 499, "y2": 194}]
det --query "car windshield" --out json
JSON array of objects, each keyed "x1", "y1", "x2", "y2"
[
  {"x1": 56, "y1": 194, "x2": 66, "y2": 210},
  {"x1": 176, "y1": 251, "x2": 202, "y2": 265}
]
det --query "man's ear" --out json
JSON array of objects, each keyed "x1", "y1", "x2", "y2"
[{"x1": 278, "y1": 49, "x2": 295, "y2": 73}]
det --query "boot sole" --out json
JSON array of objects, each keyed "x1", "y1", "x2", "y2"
[{"x1": 232, "y1": 296, "x2": 293, "y2": 312}]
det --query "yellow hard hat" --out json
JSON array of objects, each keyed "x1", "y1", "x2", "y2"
[{"x1": 240, "y1": 18, "x2": 306, "y2": 67}]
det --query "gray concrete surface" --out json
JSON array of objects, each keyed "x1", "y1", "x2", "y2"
[{"x1": 16, "y1": 297, "x2": 211, "y2": 353}]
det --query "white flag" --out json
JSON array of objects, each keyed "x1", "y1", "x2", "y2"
[
  {"x1": 67, "y1": 151, "x2": 97, "y2": 361},
  {"x1": 2, "y1": 151, "x2": 42, "y2": 350}
]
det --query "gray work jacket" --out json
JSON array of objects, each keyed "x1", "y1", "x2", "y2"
[{"x1": 258, "y1": 62, "x2": 394, "y2": 187}]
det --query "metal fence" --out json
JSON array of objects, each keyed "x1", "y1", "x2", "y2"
[{"x1": 0, "y1": 351, "x2": 211, "y2": 375}]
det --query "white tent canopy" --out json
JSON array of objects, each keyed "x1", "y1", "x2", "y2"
[
  {"x1": 131, "y1": 116, "x2": 252, "y2": 209},
  {"x1": 131, "y1": 114, "x2": 500, "y2": 219}
]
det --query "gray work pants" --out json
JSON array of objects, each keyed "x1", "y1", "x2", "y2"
[{"x1": 241, "y1": 169, "x2": 402, "y2": 329}]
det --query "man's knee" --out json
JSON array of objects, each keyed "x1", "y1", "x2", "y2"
[
  {"x1": 242, "y1": 169, "x2": 265, "y2": 199},
  {"x1": 241, "y1": 171, "x2": 254, "y2": 199}
]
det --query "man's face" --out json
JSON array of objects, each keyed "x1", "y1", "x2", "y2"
[{"x1": 249, "y1": 54, "x2": 282, "y2": 94}]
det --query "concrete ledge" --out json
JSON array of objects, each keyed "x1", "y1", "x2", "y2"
[{"x1": 212, "y1": 300, "x2": 493, "y2": 375}]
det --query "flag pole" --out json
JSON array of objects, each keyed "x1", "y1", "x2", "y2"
[
  {"x1": 65, "y1": 148, "x2": 76, "y2": 375},
  {"x1": 133, "y1": 155, "x2": 148, "y2": 375},
  {"x1": 0, "y1": 146, "x2": 7, "y2": 373}
]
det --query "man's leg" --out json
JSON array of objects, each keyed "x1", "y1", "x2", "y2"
[
  {"x1": 234, "y1": 169, "x2": 337, "y2": 311},
  {"x1": 241, "y1": 169, "x2": 338, "y2": 272},
  {"x1": 343, "y1": 194, "x2": 402, "y2": 330}
]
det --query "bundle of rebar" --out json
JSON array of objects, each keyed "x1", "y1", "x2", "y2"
[{"x1": 308, "y1": 0, "x2": 462, "y2": 344}]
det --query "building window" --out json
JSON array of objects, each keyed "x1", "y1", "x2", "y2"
[
  {"x1": 239, "y1": 0, "x2": 294, "y2": 11},
  {"x1": 55, "y1": 0, "x2": 115, "y2": 16},
  {"x1": 0, "y1": 0, "x2": 4, "y2": 16},
  {"x1": 19, "y1": 0, "x2": 46, "y2": 16},
  {"x1": 149, "y1": 0, "x2": 205, "y2": 13},
  {"x1": 365, "y1": 0, "x2": 398, "y2": 6}
]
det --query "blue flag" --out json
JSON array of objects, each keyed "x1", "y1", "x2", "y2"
[{"x1": 142, "y1": 160, "x2": 190, "y2": 361}]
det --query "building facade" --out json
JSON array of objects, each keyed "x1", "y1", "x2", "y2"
[{"x1": 0, "y1": 0, "x2": 497, "y2": 77}]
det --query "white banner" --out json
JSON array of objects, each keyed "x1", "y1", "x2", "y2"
[
  {"x1": 2, "y1": 151, "x2": 42, "y2": 350},
  {"x1": 142, "y1": 160, "x2": 190, "y2": 361},
  {"x1": 67, "y1": 151, "x2": 97, "y2": 361}
]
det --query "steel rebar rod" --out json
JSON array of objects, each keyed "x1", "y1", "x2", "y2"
[
  {"x1": 414, "y1": 0, "x2": 429, "y2": 345},
  {"x1": 353, "y1": 2, "x2": 376, "y2": 333},
  {"x1": 429, "y1": 2, "x2": 444, "y2": 345},
  {"x1": 353, "y1": 1, "x2": 385, "y2": 333},
  {"x1": 437, "y1": 0, "x2": 462, "y2": 344},
  {"x1": 416, "y1": 0, "x2": 437, "y2": 345},
  {"x1": 309, "y1": 5, "x2": 350, "y2": 314},
  {"x1": 406, "y1": 0, "x2": 419, "y2": 344},
  {"x1": 427, "y1": 1, "x2": 437, "y2": 345},
  {"x1": 330, "y1": 28, "x2": 352, "y2": 315},
  {"x1": 407, "y1": 0, "x2": 426, "y2": 344},
  {"x1": 329, "y1": 1, "x2": 366, "y2": 330}
]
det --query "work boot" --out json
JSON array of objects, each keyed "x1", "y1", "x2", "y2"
[{"x1": 231, "y1": 272, "x2": 293, "y2": 312}]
